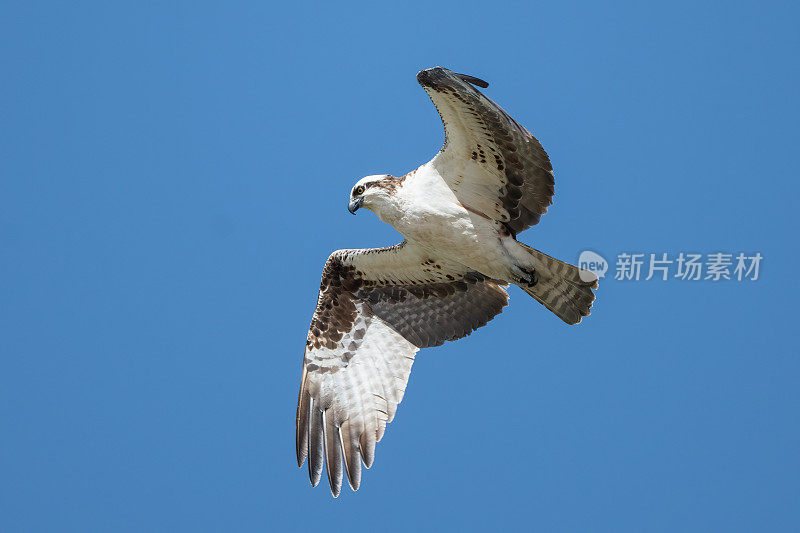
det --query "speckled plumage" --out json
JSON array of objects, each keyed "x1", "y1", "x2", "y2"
[{"x1": 297, "y1": 67, "x2": 598, "y2": 496}]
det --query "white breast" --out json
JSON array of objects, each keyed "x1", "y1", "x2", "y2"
[{"x1": 379, "y1": 164, "x2": 506, "y2": 270}]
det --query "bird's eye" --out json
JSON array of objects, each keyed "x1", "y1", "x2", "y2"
[{"x1": 354, "y1": 185, "x2": 365, "y2": 195}]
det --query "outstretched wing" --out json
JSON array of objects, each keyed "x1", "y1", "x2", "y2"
[
  {"x1": 296, "y1": 241, "x2": 508, "y2": 496},
  {"x1": 417, "y1": 66, "x2": 555, "y2": 235}
]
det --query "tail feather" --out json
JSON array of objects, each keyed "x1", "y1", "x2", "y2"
[{"x1": 517, "y1": 244, "x2": 598, "y2": 325}]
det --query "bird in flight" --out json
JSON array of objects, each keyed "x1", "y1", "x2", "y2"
[{"x1": 296, "y1": 66, "x2": 598, "y2": 496}]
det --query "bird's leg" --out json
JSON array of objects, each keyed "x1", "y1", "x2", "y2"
[{"x1": 510, "y1": 264, "x2": 538, "y2": 287}]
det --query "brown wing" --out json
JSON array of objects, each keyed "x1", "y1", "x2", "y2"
[
  {"x1": 417, "y1": 66, "x2": 555, "y2": 235},
  {"x1": 296, "y1": 241, "x2": 508, "y2": 496}
]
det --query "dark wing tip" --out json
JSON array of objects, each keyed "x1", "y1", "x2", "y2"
[
  {"x1": 455, "y1": 72, "x2": 489, "y2": 88},
  {"x1": 417, "y1": 67, "x2": 490, "y2": 89},
  {"x1": 417, "y1": 67, "x2": 443, "y2": 87}
]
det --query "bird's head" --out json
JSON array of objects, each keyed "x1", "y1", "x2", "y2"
[{"x1": 347, "y1": 175, "x2": 398, "y2": 217}]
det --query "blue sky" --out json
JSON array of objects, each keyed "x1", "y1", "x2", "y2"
[{"x1": 1, "y1": 1, "x2": 798, "y2": 531}]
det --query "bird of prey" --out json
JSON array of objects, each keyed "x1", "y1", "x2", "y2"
[{"x1": 296, "y1": 66, "x2": 598, "y2": 496}]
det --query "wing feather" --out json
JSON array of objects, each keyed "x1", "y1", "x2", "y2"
[
  {"x1": 296, "y1": 242, "x2": 508, "y2": 495},
  {"x1": 417, "y1": 66, "x2": 555, "y2": 235},
  {"x1": 339, "y1": 419, "x2": 362, "y2": 490},
  {"x1": 322, "y1": 411, "x2": 344, "y2": 498},
  {"x1": 295, "y1": 367, "x2": 309, "y2": 467},
  {"x1": 307, "y1": 399, "x2": 324, "y2": 488},
  {"x1": 359, "y1": 431, "x2": 376, "y2": 469}
]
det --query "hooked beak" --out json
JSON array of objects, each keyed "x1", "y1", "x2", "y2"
[{"x1": 348, "y1": 197, "x2": 363, "y2": 215}]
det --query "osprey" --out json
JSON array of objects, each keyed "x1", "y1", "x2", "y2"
[{"x1": 296, "y1": 67, "x2": 598, "y2": 496}]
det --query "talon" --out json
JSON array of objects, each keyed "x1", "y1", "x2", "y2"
[{"x1": 515, "y1": 266, "x2": 538, "y2": 287}]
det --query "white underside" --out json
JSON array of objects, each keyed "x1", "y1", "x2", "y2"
[{"x1": 373, "y1": 162, "x2": 534, "y2": 281}]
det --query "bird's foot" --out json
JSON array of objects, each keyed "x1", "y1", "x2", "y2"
[{"x1": 511, "y1": 265, "x2": 538, "y2": 287}]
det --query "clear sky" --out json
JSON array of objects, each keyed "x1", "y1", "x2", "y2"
[{"x1": 1, "y1": 1, "x2": 798, "y2": 531}]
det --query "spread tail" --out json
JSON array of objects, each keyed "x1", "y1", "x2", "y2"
[{"x1": 517, "y1": 244, "x2": 598, "y2": 325}]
